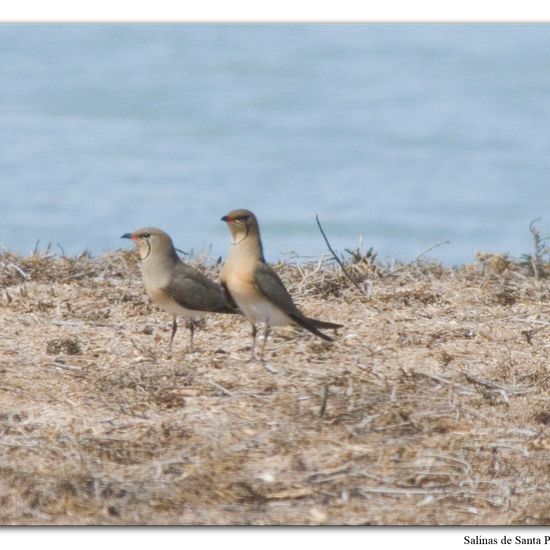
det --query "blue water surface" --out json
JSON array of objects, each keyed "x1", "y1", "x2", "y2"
[{"x1": 1, "y1": 24, "x2": 549, "y2": 264}]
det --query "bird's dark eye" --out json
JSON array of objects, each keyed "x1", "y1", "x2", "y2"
[
  {"x1": 235, "y1": 215, "x2": 249, "y2": 222},
  {"x1": 142, "y1": 232, "x2": 151, "y2": 238}
]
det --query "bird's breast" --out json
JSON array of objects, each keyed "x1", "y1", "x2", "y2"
[{"x1": 222, "y1": 256, "x2": 291, "y2": 326}]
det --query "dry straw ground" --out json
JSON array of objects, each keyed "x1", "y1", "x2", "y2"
[{"x1": 0, "y1": 239, "x2": 549, "y2": 525}]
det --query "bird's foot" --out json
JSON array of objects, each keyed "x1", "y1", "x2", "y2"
[
  {"x1": 247, "y1": 354, "x2": 278, "y2": 374},
  {"x1": 260, "y1": 361, "x2": 278, "y2": 375}
]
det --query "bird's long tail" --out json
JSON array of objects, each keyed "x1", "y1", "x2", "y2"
[
  {"x1": 306, "y1": 318, "x2": 343, "y2": 330},
  {"x1": 289, "y1": 314, "x2": 342, "y2": 341}
]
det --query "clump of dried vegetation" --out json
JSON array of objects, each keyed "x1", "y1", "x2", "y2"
[{"x1": 0, "y1": 225, "x2": 549, "y2": 525}]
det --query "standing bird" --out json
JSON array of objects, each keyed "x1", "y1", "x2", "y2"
[
  {"x1": 220, "y1": 209, "x2": 342, "y2": 360},
  {"x1": 121, "y1": 227, "x2": 239, "y2": 350}
]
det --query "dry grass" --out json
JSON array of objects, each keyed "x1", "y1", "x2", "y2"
[{"x1": 0, "y1": 247, "x2": 549, "y2": 525}]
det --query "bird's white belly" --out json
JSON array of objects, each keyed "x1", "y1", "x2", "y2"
[
  {"x1": 161, "y1": 299, "x2": 206, "y2": 320},
  {"x1": 231, "y1": 286, "x2": 292, "y2": 327},
  {"x1": 146, "y1": 286, "x2": 204, "y2": 320}
]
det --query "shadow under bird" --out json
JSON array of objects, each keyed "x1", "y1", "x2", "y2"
[
  {"x1": 121, "y1": 227, "x2": 239, "y2": 350},
  {"x1": 220, "y1": 209, "x2": 343, "y2": 360}
]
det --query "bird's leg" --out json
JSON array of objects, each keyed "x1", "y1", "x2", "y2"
[
  {"x1": 260, "y1": 324, "x2": 271, "y2": 362},
  {"x1": 169, "y1": 316, "x2": 178, "y2": 349},
  {"x1": 188, "y1": 319, "x2": 196, "y2": 352},
  {"x1": 249, "y1": 324, "x2": 257, "y2": 361}
]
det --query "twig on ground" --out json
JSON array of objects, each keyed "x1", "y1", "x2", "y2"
[
  {"x1": 319, "y1": 384, "x2": 329, "y2": 417},
  {"x1": 528, "y1": 218, "x2": 547, "y2": 280},
  {"x1": 421, "y1": 454, "x2": 472, "y2": 476},
  {"x1": 315, "y1": 214, "x2": 369, "y2": 297},
  {"x1": 464, "y1": 374, "x2": 533, "y2": 395},
  {"x1": 205, "y1": 379, "x2": 235, "y2": 397},
  {"x1": 0, "y1": 242, "x2": 30, "y2": 280},
  {"x1": 512, "y1": 318, "x2": 550, "y2": 328},
  {"x1": 51, "y1": 361, "x2": 83, "y2": 373},
  {"x1": 409, "y1": 370, "x2": 475, "y2": 394},
  {"x1": 262, "y1": 362, "x2": 278, "y2": 375},
  {"x1": 414, "y1": 240, "x2": 451, "y2": 262}
]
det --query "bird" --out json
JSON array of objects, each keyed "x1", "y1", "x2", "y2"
[
  {"x1": 121, "y1": 227, "x2": 239, "y2": 350},
  {"x1": 220, "y1": 209, "x2": 342, "y2": 360}
]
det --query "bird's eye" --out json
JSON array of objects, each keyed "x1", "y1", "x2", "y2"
[
  {"x1": 236, "y1": 215, "x2": 249, "y2": 222},
  {"x1": 142, "y1": 233, "x2": 151, "y2": 238}
]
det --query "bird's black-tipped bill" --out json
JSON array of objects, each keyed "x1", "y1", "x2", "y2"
[
  {"x1": 221, "y1": 216, "x2": 230, "y2": 222},
  {"x1": 121, "y1": 233, "x2": 133, "y2": 239}
]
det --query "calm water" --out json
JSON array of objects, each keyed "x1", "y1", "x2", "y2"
[{"x1": 1, "y1": 24, "x2": 549, "y2": 265}]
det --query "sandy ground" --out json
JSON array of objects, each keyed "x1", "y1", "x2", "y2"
[{"x1": 0, "y1": 248, "x2": 549, "y2": 525}]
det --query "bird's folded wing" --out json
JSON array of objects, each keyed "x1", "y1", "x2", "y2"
[
  {"x1": 254, "y1": 262, "x2": 337, "y2": 340},
  {"x1": 253, "y1": 262, "x2": 301, "y2": 315},
  {"x1": 220, "y1": 282, "x2": 239, "y2": 309},
  {"x1": 166, "y1": 263, "x2": 236, "y2": 313}
]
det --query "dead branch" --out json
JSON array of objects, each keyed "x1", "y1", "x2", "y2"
[
  {"x1": 315, "y1": 214, "x2": 369, "y2": 297},
  {"x1": 414, "y1": 240, "x2": 451, "y2": 262}
]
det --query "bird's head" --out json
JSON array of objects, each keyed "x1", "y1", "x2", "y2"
[
  {"x1": 121, "y1": 227, "x2": 175, "y2": 261},
  {"x1": 221, "y1": 209, "x2": 259, "y2": 245}
]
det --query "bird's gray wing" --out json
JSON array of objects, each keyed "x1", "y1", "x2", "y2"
[
  {"x1": 253, "y1": 262, "x2": 301, "y2": 316},
  {"x1": 220, "y1": 281, "x2": 239, "y2": 310},
  {"x1": 254, "y1": 262, "x2": 338, "y2": 341},
  {"x1": 166, "y1": 262, "x2": 238, "y2": 314}
]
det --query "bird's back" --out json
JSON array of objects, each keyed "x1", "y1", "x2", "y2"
[{"x1": 168, "y1": 261, "x2": 238, "y2": 314}]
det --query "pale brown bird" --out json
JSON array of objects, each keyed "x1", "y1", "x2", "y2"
[
  {"x1": 220, "y1": 209, "x2": 342, "y2": 360},
  {"x1": 122, "y1": 227, "x2": 239, "y2": 350}
]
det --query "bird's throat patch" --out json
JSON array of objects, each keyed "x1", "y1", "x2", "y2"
[{"x1": 140, "y1": 240, "x2": 151, "y2": 261}]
